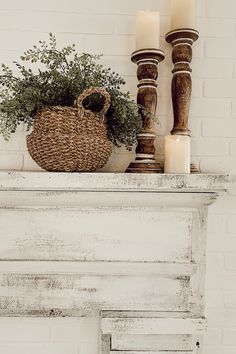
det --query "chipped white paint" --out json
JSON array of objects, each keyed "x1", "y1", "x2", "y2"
[
  {"x1": 101, "y1": 317, "x2": 207, "y2": 335},
  {"x1": 111, "y1": 334, "x2": 193, "y2": 351},
  {"x1": 0, "y1": 208, "x2": 192, "y2": 263},
  {"x1": 0, "y1": 261, "x2": 196, "y2": 277},
  {"x1": 0, "y1": 171, "x2": 231, "y2": 192},
  {"x1": 0, "y1": 273, "x2": 190, "y2": 315},
  {"x1": 0, "y1": 190, "x2": 219, "y2": 208},
  {"x1": 0, "y1": 172, "x2": 229, "y2": 354},
  {"x1": 102, "y1": 310, "x2": 196, "y2": 319},
  {"x1": 189, "y1": 208, "x2": 208, "y2": 316},
  {"x1": 101, "y1": 334, "x2": 111, "y2": 354}
]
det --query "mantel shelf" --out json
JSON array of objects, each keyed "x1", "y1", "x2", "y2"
[{"x1": 0, "y1": 171, "x2": 231, "y2": 193}]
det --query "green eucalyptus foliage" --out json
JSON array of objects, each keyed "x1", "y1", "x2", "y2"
[{"x1": 0, "y1": 33, "x2": 142, "y2": 148}]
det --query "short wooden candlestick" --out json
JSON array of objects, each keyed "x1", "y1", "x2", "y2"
[
  {"x1": 165, "y1": 29, "x2": 199, "y2": 173},
  {"x1": 126, "y1": 49, "x2": 165, "y2": 174}
]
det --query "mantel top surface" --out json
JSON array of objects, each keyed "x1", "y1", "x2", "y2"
[{"x1": 0, "y1": 171, "x2": 231, "y2": 193}]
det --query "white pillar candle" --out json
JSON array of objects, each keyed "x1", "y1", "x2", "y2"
[
  {"x1": 135, "y1": 11, "x2": 160, "y2": 51},
  {"x1": 164, "y1": 135, "x2": 190, "y2": 174},
  {"x1": 171, "y1": 0, "x2": 195, "y2": 31}
]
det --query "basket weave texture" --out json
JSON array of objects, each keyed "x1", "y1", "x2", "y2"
[{"x1": 27, "y1": 87, "x2": 113, "y2": 172}]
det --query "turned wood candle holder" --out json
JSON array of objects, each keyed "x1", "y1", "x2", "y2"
[
  {"x1": 126, "y1": 49, "x2": 165, "y2": 173},
  {"x1": 165, "y1": 29, "x2": 199, "y2": 172}
]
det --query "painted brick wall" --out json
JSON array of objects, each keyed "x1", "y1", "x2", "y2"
[
  {"x1": 0, "y1": 318, "x2": 99, "y2": 354},
  {"x1": 0, "y1": 1, "x2": 236, "y2": 354}
]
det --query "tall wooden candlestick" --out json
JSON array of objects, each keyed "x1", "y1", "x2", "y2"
[
  {"x1": 165, "y1": 29, "x2": 199, "y2": 173},
  {"x1": 126, "y1": 49, "x2": 165, "y2": 173}
]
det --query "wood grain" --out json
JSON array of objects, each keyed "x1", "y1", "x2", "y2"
[
  {"x1": 0, "y1": 273, "x2": 190, "y2": 316},
  {"x1": 0, "y1": 261, "x2": 196, "y2": 277},
  {"x1": 126, "y1": 49, "x2": 164, "y2": 173},
  {"x1": 111, "y1": 334, "x2": 193, "y2": 351},
  {"x1": 0, "y1": 208, "x2": 192, "y2": 262},
  {"x1": 0, "y1": 190, "x2": 219, "y2": 209},
  {"x1": 166, "y1": 29, "x2": 199, "y2": 137},
  {"x1": 102, "y1": 317, "x2": 207, "y2": 335},
  {"x1": 0, "y1": 172, "x2": 230, "y2": 192}
]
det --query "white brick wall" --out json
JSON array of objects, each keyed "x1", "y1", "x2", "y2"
[
  {"x1": 0, "y1": 318, "x2": 99, "y2": 354},
  {"x1": 0, "y1": 0, "x2": 236, "y2": 353}
]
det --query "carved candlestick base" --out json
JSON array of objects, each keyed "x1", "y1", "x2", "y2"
[
  {"x1": 165, "y1": 29, "x2": 200, "y2": 173},
  {"x1": 126, "y1": 49, "x2": 165, "y2": 174}
]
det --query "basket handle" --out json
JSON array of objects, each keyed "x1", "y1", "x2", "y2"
[{"x1": 77, "y1": 87, "x2": 111, "y2": 117}]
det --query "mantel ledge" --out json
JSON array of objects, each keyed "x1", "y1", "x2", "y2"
[{"x1": 0, "y1": 171, "x2": 232, "y2": 193}]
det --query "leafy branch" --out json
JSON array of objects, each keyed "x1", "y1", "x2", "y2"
[{"x1": 0, "y1": 33, "x2": 144, "y2": 148}]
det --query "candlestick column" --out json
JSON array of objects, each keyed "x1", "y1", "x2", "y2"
[
  {"x1": 126, "y1": 10, "x2": 164, "y2": 173},
  {"x1": 165, "y1": 29, "x2": 199, "y2": 173},
  {"x1": 166, "y1": 29, "x2": 198, "y2": 136},
  {"x1": 126, "y1": 49, "x2": 165, "y2": 173}
]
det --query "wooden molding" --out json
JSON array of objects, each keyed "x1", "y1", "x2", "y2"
[{"x1": 0, "y1": 172, "x2": 230, "y2": 193}]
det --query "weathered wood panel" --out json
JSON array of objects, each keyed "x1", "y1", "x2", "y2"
[
  {"x1": 102, "y1": 317, "x2": 207, "y2": 335},
  {"x1": 0, "y1": 208, "x2": 192, "y2": 262},
  {"x1": 102, "y1": 311, "x2": 192, "y2": 319},
  {"x1": 0, "y1": 171, "x2": 230, "y2": 193},
  {"x1": 101, "y1": 334, "x2": 111, "y2": 354},
  {"x1": 111, "y1": 334, "x2": 193, "y2": 351},
  {"x1": 0, "y1": 190, "x2": 218, "y2": 208},
  {"x1": 0, "y1": 273, "x2": 190, "y2": 316},
  {"x1": 189, "y1": 208, "x2": 208, "y2": 316},
  {"x1": 0, "y1": 261, "x2": 196, "y2": 277}
]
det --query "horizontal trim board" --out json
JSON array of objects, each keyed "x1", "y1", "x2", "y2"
[
  {"x1": 102, "y1": 317, "x2": 207, "y2": 334},
  {"x1": 0, "y1": 208, "x2": 192, "y2": 263},
  {"x1": 0, "y1": 190, "x2": 219, "y2": 208},
  {"x1": 102, "y1": 311, "x2": 193, "y2": 319},
  {"x1": 0, "y1": 273, "x2": 190, "y2": 316},
  {"x1": 0, "y1": 261, "x2": 197, "y2": 276},
  {"x1": 111, "y1": 334, "x2": 193, "y2": 351},
  {"x1": 0, "y1": 172, "x2": 230, "y2": 193}
]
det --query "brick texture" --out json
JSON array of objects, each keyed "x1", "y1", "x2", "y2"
[{"x1": 0, "y1": 318, "x2": 99, "y2": 354}]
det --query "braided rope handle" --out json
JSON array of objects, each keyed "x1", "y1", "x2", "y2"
[{"x1": 77, "y1": 87, "x2": 111, "y2": 118}]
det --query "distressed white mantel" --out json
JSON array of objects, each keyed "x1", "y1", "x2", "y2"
[{"x1": 0, "y1": 172, "x2": 230, "y2": 354}]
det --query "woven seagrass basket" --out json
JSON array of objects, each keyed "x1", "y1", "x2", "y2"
[{"x1": 27, "y1": 87, "x2": 113, "y2": 172}]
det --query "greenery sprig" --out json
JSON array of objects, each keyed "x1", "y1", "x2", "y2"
[{"x1": 0, "y1": 33, "x2": 143, "y2": 148}]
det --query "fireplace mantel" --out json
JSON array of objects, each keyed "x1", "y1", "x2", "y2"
[
  {"x1": 0, "y1": 171, "x2": 230, "y2": 192},
  {"x1": 0, "y1": 172, "x2": 230, "y2": 354}
]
